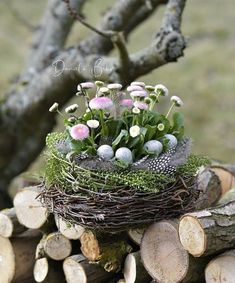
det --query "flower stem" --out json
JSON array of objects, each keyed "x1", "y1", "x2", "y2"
[{"x1": 166, "y1": 103, "x2": 175, "y2": 118}]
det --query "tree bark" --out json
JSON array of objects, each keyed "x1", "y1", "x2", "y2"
[
  {"x1": 63, "y1": 254, "x2": 114, "y2": 283},
  {"x1": 205, "y1": 249, "x2": 235, "y2": 283},
  {"x1": 179, "y1": 201, "x2": 235, "y2": 257},
  {"x1": 127, "y1": 228, "x2": 146, "y2": 246}
]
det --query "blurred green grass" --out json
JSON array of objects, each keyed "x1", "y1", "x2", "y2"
[{"x1": 0, "y1": 0, "x2": 235, "y2": 166}]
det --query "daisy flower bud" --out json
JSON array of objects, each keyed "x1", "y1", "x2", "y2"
[
  {"x1": 145, "y1": 85, "x2": 155, "y2": 92},
  {"x1": 130, "y1": 90, "x2": 147, "y2": 98},
  {"x1": 129, "y1": 125, "x2": 141, "y2": 138},
  {"x1": 87, "y1": 119, "x2": 100, "y2": 129},
  {"x1": 157, "y1": 123, "x2": 165, "y2": 131},
  {"x1": 171, "y1": 96, "x2": 183, "y2": 107},
  {"x1": 132, "y1": 107, "x2": 140, "y2": 114},
  {"x1": 127, "y1": 85, "x2": 143, "y2": 92},
  {"x1": 77, "y1": 82, "x2": 95, "y2": 91},
  {"x1": 65, "y1": 104, "x2": 78, "y2": 113},
  {"x1": 99, "y1": 87, "x2": 110, "y2": 95},
  {"x1": 131, "y1": 81, "x2": 145, "y2": 87},
  {"x1": 49, "y1": 102, "x2": 59, "y2": 113},
  {"x1": 155, "y1": 84, "x2": 169, "y2": 96},
  {"x1": 144, "y1": 97, "x2": 152, "y2": 105},
  {"x1": 133, "y1": 101, "x2": 148, "y2": 110},
  {"x1": 95, "y1": 81, "x2": 104, "y2": 87},
  {"x1": 68, "y1": 117, "x2": 76, "y2": 123},
  {"x1": 120, "y1": 99, "x2": 133, "y2": 109},
  {"x1": 107, "y1": 83, "x2": 122, "y2": 90}
]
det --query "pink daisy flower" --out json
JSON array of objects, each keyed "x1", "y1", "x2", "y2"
[
  {"x1": 126, "y1": 85, "x2": 143, "y2": 92},
  {"x1": 120, "y1": 99, "x2": 134, "y2": 108},
  {"x1": 89, "y1": 97, "x2": 113, "y2": 110},
  {"x1": 134, "y1": 101, "x2": 148, "y2": 110},
  {"x1": 70, "y1": 124, "x2": 89, "y2": 140},
  {"x1": 130, "y1": 90, "x2": 147, "y2": 98}
]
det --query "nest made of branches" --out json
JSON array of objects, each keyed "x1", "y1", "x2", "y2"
[
  {"x1": 39, "y1": 135, "x2": 210, "y2": 232},
  {"x1": 39, "y1": 165, "x2": 201, "y2": 232}
]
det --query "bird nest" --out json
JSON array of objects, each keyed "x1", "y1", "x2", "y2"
[{"x1": 39, "y1": 151, "x2": 208, "y2": 232}]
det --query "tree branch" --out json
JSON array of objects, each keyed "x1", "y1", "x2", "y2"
[
  {"x1": 128, "y1": 0, "x2": 187, "y2": 78},
  {"x1": 26, "y1": 0, "x2": 86, "y2": 72},
  {"x1": 0, "y1": 0, "x2": 187, "y2": 203}
]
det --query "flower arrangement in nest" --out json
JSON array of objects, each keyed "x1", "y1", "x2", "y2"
[{"x1": 40, "y1": 81, "x2": 210, "y2": 232}]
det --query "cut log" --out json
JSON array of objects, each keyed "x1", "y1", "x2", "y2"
[
  {"x1": 218, "y1": 187, "x2": 235, "y2": 205},
  {"x1": 179, "y1": 201, "x2": 235, "y2": 257},
  {"x1": 140, "y1": 220, "x2": 210, "y2": 283},
  {"x1": 13, "y1": 186, "x2": 48, "y2": 229},
  {"x1": 127, "y1": 228, "x2": 145, "y2": 245},
  {"x1": 211, "y1": 165, "x2": 235, "y2": 196},
  {"x1": 36, "y1": 232, "x2": 72, "y2": 261},
  {"x1": 205, "y1": 249, "x2": 235, "y2": 283},
  {"x1": 0, "y1": 207, "x2": 26, "y2": 238},
  {"x1": 140, "y1": 220, "x2": 189, "y2": 283},
  {"x1": 63, "y1": 254, "x2": 114, "y2": 283},
  {"x1": 124, "y1": 251, "x2": 152, "y2": 283},
  {"x1": 34, "y1": 257, "x2": 66, "y2": 283},
  {"x1": 0, "y1": 230, "x2": 40, "y2": 283},
  {"x1": 195, "y1": 167, "x2": 221, "y2": 209},
  {"x1": 80, "y1": 230, "x2": 132, "y2": 272},
  {"x1": 55, "y1": 215, "x2": 84, "y2": 240}
]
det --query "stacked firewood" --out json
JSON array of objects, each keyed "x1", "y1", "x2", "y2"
[{"x1": 0, "y1": 165, "x2": 235, "y2": 283}]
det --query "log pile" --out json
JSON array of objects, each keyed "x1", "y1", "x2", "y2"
[{"x1": 0, "y1": 165, "x2": 235, "y2": 283}]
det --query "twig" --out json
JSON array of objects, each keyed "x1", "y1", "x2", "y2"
[{"x1": 63, "y1": 0, "x2": 131, "y2": 76}]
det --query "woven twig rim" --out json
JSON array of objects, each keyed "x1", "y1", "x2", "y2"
[{"x1": 39, "y1": 174, "x2": 199, "y2": 232}]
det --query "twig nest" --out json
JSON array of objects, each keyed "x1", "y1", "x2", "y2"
[
  {"x1": 143, "y1": 140, "x2": 163, "y2": 155},
  {"x1": 164, "y1": 134, "x2": 178, "y2": 149},
  {"x1": 115, "y1": 147, "x2": 133, "y2": 164},
  {"x1": 97, "y1": 145, "x2": 114, "y2": 160}
]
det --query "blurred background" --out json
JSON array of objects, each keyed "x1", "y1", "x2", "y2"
[{"x1": 0, "y1": 0, "x2": 234, "y2": 179}]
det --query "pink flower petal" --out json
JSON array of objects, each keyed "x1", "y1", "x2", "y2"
[
  {"x1": 70, "y1": 124, "x2": 90, "y2": 140},
  {"x1": 89, "y1": 97, "x2": 113, "y2": 110}
]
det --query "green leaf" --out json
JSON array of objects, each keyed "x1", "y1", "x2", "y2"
[
  {"x1": 106, "y1": 119, "x2": 124, "y2": 138},
  {"x1": 112, "y1": 129, "x2": 129, "y2": 147},
  {"x1": 70, "y1": 140, "x2": 83, "y2": 153},
  {"x1": 171, "y1": 112, "x2": 184, "y2": 139},
  {"x1": 145, "y1": 124, "x2": 157, "y2": 141}
]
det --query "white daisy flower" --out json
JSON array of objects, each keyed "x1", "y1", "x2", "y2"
[
  {"x1": 129, "y1": 125, "x2": 141, "y2": 138},
  {"x1": 132, "y1": 107, "x2": 140, "y2": 114},
  {"x1": 171, "y1": 95, "x2": 183, "y2": 107},
  {"x1": 87, "y1": 119, "x2": 100, "y2": 129},
  {"x1": 49, "y1": 102, "x2": 59, "y2": 112},
  {"x1": 65, "y1": 104, "x2": 78, "y2": 113},
  {"x1": 155, "y1": 84, "x2": 169, "y2": 96}
]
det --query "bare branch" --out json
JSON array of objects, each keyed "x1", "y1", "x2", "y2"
[
  {"x1": 26, "y1": 0, "x2": 86, "y2": 72},
  {"x1": 128, "y1": 0, "x2": 187, "y2": 78}
]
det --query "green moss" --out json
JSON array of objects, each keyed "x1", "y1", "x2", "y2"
[
  {"x1": 177, "y1": 154, "x2": 211, "y2": 177},
  {"x1": 44, "y1": 132, "x2": 71, "y2": 187}
]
